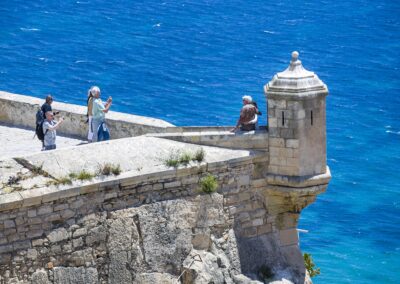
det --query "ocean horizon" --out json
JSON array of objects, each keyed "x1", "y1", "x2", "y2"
[{"x1": 1, "y1": 0, "x2": 399, "y2": 283}]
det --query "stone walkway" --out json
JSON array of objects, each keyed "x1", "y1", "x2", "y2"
[{"x1": 0, "y1": 124, "x2": 86, "y2": 159}]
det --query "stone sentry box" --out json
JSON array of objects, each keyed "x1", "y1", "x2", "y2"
[{"x1": 265, "y1": 51, "x2": 329, "y2": 177}]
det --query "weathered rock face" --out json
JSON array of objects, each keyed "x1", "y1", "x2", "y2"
[{"x1": 0, "y1": 192, "x2": 315, "y2": 284}]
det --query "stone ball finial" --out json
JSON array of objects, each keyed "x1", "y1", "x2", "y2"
[{"x1": 291, "y1": 51, "x2": 299, "y2": 61}]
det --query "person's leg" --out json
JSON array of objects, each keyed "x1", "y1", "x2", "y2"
[
  {"x1": 92, "y1": 119, "x2": 102, "y2": 142},
  {"x1": 87, "y1": 116, "x2": 93, "y2": 142}
]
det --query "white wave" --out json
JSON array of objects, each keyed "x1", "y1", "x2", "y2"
[
  {"x1": 20, "y1": 27, "x2": 40, "y2": 32},
  {"x1": 386, "y1": 130, "x2": 400, "y2": 135},
  {"x1": 263, "y1": 30, "x2": 276, "y2": 34},
  {"x1": 153, "y1": 23, "x2": 161, "y2": 27},
  {"x1": 38, "y1": 57, "x2": 49, "y2": 62},
  {"x1": 75, "y1": 60, "x2": 90, "y2": 64},
  {"x1": 107, "y1": 60, "x2": 126, "y2": 65}
]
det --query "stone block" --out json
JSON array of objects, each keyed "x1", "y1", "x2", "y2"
[
  {"x1": 164, "y1": 181, "x2": 181, "y2": 189},
  {"x1": 252, "y1": 218, "x2": 264, "y2": 226},
  {"x1": 237, "y1": 212, "x2": 250, "y2": 222},
  {"x1": 238, "y1": 192, "x2": 251, "y2": 202},
  {"x1": 270, "y1": 157, "x2": 284, "y2": 166},
  {"x1": 70, "y1": 199, "x2": 84, "y2": 209},
  {"x1": 250, "y1": 208, "x2": 267, "y2": 218},
  {"x1": 4, "y1": 220, "x2": 15, "y2": 229},
  {"x1": 3, "y1": 228, "x2": 16, "y2": 236},
  {"x1": 242, "y1": 227, "x2": 257, "y2": 238},
  {"x1": 32, "y1": 238, "x2": 45, "y2": 247},
  {"x1": 269, "y1": 138, "x2": 284, "y2": 147},
  {"x1": 46, "y1": 214, "x2": 62, "y2": 222},
  {"x1": 73, "y1": 228, "x2": 87, "y2": 238},
  {"x1": 61, "y1": 209, "x2": 75, "y2": 219},
  {"x1": 0, "y1": 193, "x2": 22, "y2": 211},
  {"x1": 152, "y1": 183, "x2": 164, "y2": 190},
  {"x1": 268, "y1": 99, "x2": 286, "y2": 109},
  {"x1": 288, "y1": 101, "x2": 301, "y2": 110},
  {"x1": 37, "y1": 205, "x2": 53, "y2": 216},
  {"x1": 54, "y1": 204, "x2": 69, "y2": 212},
  {"x1": 237, "y1": 175, "x2": 250, "y2": 186},
  {"x1": 279, "y1": 228, "x2": 299, "y2": 246},
  {"x1": 268, "y1": 118, "x2": 278, "y2": 128},
  {"x1": 104, "y1": 191, "x2": 118, "y2": 200},
  {"x1": 27, "y1": 209, "x2": 37, "y2": 217},
  {"x1": 257, "y1": 223, "x2": 272, "y2": 235},
  {"x1": 28, "y1": 217, "x2": 42, "y2": 226},
  {"x1": 296, "y1": 109, "x2": 306, "y2": 119},
  {"x1": 26, "y1": 230, "x2": 44, "y2": 239},
  {"x1": 280, "y1": 128, "x2": 293, "y2": 138},
  {"x1": 47, "y1": 228, "x2": 69, "y2": 243},
  {"x1": 286, "y1": 139, "x2": 299, "y2": 148},
  {"x1": 0, "y1": 244, "x2": 13, "y2": 254},
  {"x1": 13, "y1": 240, "x2": 31, "y2": 250}
]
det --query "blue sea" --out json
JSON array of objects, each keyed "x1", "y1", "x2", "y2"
[{"x1": 1, "y1": 0, "x2": 399, "y2": 283}]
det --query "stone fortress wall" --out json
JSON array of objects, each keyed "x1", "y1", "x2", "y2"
[
  {"x1": 0, "y1": 52, "x2": 331, "y2": 284},
  {"x1": 0, "y1": 91, "x2": 174, "y2": 139}
]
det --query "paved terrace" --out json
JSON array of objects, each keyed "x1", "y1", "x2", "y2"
[
  {"x1": 0, "y1": 134, "x2": 258, "y2": 196},
  {"x1": 0, "y1": 124, "x2": 85, "y2": 160}
]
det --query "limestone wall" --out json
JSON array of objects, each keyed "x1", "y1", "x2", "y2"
[
  {"x1": 0, "y1": 145, "x2": 327, "y2": 283},
  {"x1": 150, "y1": 126, "x2": 269, "y2": 151},
  {"x1": 0, "y1": 91, "x2": 174, "y2": 139}
]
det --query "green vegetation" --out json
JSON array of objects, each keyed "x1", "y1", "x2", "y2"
[
  {"x1": 98, "y1": 163, "x2": 122, "y2": 176},
  {"x1": 179, "y1": 152, "x2": 192, "y2": 166},
  {"x1": 304, "y1": 253, "x2": 320, "y2": 277},
  {"x1": 164, "y1": 149, "x2": 181, "y2": 167},
  {"x1": 199, "y1": 174, "x2": 218, "y2": 194},
  {"x1": 193, "y1": 148, "x2": 205, "y2": 162},
  {"x1": 258, "y1": 265, "x2": 274, "y2": 281},
  {"x1": 56, "y1": 176, "x2": 73, "y2": 185},
  {"x1": 164, "y1": 148, "x2": 206, "y2": 168},
  {"x1": 75, "y1": 170, "x2": 95, "y2": 181}
]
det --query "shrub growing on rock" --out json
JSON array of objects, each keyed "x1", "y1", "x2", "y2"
[
  {"x1": 304, "y1": 253, "x2": 320, "y2": 277},
  {"x1": 200, "y1": 174, "x2": 218, "y2": 194}
]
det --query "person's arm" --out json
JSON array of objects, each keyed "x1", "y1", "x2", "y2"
[
  {"x1": 46, "y1": 118, "x2": 64, "y2": 130},
  {"x1": 102, "y1": 97, "x2": 112, "y2": 113},
  {"x1": 230, "y1": 108, "x2": 246, "y2": 132}
]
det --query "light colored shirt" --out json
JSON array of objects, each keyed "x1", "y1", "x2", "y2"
[
  {"x1": 92, "y1": 98, "x2": 106, "y2": 121},
  {"x1": 43, "y1": 120, "x2": 56, "y2": 146}
]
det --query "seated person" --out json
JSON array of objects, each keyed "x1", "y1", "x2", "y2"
[{"x1": 230, "y1": 95, "x2": 258, "y2": 132}]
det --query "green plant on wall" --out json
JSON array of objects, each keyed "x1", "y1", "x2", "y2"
[
  {"x1": 304, "y1": 253, "x2": 320, "y2": 277},
  {"x1": 164, "y1": 148, "x2": 206, "y2": 168},
  {"x1": 199, "y1": 174, "x2": 218, "y2": 194}
]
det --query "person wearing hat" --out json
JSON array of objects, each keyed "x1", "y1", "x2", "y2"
[{"x1": 230, "y1": 95, "x2": 258, "y2": 132}]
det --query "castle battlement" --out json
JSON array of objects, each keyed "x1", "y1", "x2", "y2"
[{"x1": 0, "y1": 52, "x2": 330, "y2": 284}]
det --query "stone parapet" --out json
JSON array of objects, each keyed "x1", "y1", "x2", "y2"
[
  {"x1": 148, "y1": 127, "x2": 268, "y2": 151},
  {"x1": 0, "y1": 91, "x2": 174, "y2": 139}
]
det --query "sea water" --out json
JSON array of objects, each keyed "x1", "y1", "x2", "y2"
[{"x1": 0, "y1": 0, "x2": 399, "y2": 283}]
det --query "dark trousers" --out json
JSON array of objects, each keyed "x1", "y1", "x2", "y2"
[
  {"x1": 44, "y1": 145, "x2": 56, "y2": 151},
  {"x1": 240, "y1": 124, "x2": 256, "y2": 131}
]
